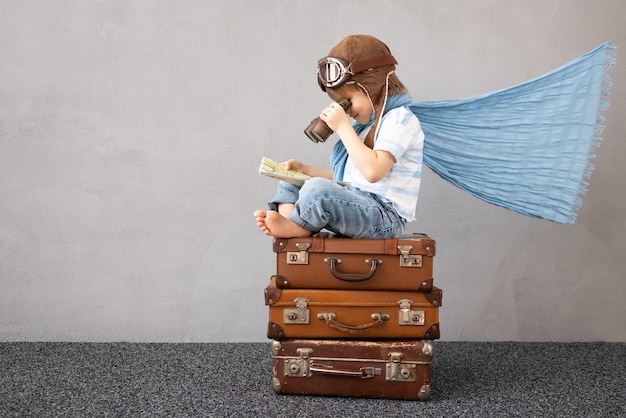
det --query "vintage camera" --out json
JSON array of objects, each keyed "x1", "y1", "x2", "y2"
[{"x1": 303, "y1": 99, "x2": 351, "y2": 143}]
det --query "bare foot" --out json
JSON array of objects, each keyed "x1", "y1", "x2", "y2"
[
  {"x1": 253, "y1": 210, "x2": 312, "y2": 238},
  {"x1": 277, "y1": 203, "x2": 295, "y2": 217}
]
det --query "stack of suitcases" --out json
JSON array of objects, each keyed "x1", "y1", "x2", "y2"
[{"x1": 264, "y1": 233, "x2": 441, "y2": 400}]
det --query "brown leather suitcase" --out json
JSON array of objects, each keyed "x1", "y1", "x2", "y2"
[
  {"x1": 271, "y1": 339, "x2": 433, "y2": 400},
  {"x1": 273, "y1": 233, "x2": 435, "y2": 291},
  {"x1": 265, "y1": 276, "x2": 441, "y2": 340}
]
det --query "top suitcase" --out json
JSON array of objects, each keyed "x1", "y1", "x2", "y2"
[{"x1": 273, "y1": 233, "x2": 435, "y2": 291}]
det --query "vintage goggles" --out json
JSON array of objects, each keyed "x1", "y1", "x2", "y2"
[{"x1": 317, "y1": 54, "x2": 398, "y2": 91}]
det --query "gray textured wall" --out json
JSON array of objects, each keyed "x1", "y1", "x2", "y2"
[{"x1": 1, "y1": 0, "x2": 624, "y2": 342}]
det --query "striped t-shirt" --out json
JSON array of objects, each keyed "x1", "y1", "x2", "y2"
[{"x1": 343, "y1": 106, "x2": 424, "y2": 221}]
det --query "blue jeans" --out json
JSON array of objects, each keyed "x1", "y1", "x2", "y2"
[{"x1": 268, "y1": 178, "x2": 406, "y2": 239}]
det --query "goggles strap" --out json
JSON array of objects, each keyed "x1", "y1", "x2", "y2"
[{"x1": 348, "y1": 54, "x2": 398, "y2": 74}]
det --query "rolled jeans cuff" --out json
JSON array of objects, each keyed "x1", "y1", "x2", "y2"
[{"x1": 267, "y1": 181, "x2": 301, "y2": 211}]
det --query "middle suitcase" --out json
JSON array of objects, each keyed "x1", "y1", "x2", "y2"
[
  {"x1": 265, "y1": 276, "x2": 441, "y2": 340},
  {"x1": 272, "y1": 233, "x2": 435, "y2": 291}
]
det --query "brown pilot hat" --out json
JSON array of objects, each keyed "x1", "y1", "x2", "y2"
[{"x1": 324, "y1": 34, "x2": 398, "y2": 148}]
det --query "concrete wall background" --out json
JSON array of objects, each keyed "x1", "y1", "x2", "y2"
[{"x1": 1, "y1": 0, "x2": 624, "y2": 342}]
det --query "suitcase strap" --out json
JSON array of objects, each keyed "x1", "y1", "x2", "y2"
[
  {"x1": 323, "y1": 257, "x2": 382, "y2": 282},
  {"x1": 317, "y1": 312, "x2": 390, "y2": 334}
]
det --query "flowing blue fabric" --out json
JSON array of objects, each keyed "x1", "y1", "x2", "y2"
[{"x1": 330, "y1": 42, "x2": 616, "y2": 224}]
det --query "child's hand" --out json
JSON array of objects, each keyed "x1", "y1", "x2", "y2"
[
  {"x1": 281, "y1": 159, "x2": 332, "y2": 180},
  {"x1": 320, "y1": 102, "x2": 351, "y2": 133},
  {"x1": 281, "y1": 159, "x2": 303, "y2": 172}
]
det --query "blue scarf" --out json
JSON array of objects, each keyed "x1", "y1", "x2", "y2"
[{"x1": 330, "y1": 42, "x2": 616, "y2": 224}]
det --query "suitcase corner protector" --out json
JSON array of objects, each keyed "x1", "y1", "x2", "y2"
[
  {"x1": 264, "y1": 281, "x2": 282, "y2": 305},
  {"x1": 271, "y1": 340, "x2": 282, "y2": 356},
  {"x1": 271, "y1": 377, "x2": 282, "y2": 393},
  {"x1": 273, "y1": 274, "x2": 291, "y2": 288},
  {"x1": 267, "y1": 322, "x2": 285, "y2": 340},
  {"x1": 272, "y1": 237, "x2": 287, "y2": 253},
  {"x1": 417, "y1": 278, "x2": 434, "y2": 292},
  {"x1": 426, "y1": 287, "x2": 443, "y2": 307},
  {"x1": 424, "y1": 323, "x2": 440, "y2": 340}
]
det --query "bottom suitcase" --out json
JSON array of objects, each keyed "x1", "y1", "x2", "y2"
[{"x1": 271, "y1": 339, "x2": 433, "y2": 400}]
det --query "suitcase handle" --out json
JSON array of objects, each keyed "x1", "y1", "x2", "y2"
[
  {"x1": 317, "y1": 312, "x2": 390, "y2": 333},
  {"x1": 323, "y1": 257, "x2": 382, "y2": 282},
  {"x1": 309, "y1": 363, "x2": 381, "y2": 379}
]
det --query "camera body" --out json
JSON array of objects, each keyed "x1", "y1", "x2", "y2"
[{"x1": 303, "y1": 99, "x2": 351, "y2": 143}]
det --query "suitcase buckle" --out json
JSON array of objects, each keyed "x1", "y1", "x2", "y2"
[
  {"x1": 398, "y1": 245, "x2": 423, "y2": 267},
  {"x1": 397, "y1": 299, "x2": 425, "y2": 326},
  {"x1": 284, "y1": 348, "x2": 313, "y2": 378},
  {"x1": 286, "y1": 242, "x2": 310, "y2": 265},
  {"x1": 283, "y1": 297, "x2": 310, "y2": 324},
  {"x1": 386, "y1": 352, "x2": 416, "y2": 382}
]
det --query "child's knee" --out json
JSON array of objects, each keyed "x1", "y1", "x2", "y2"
[
  {"x1": 300, "y1": 177, "x2": 333, "y2": 196},
  {"x1": 298, "y1": 178, "x2": 337, "y2": 206}
]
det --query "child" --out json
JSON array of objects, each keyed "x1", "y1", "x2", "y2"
[{"x1": 254, "y1": 34, "x2": 424, "y2": 239}]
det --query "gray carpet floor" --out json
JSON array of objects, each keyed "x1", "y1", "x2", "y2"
[{"x1": 1, "y1": 341, "x2": 624, "y2": 417}]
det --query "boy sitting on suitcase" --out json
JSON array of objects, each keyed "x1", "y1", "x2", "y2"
[{"x1": 254, "y1": 34, "x2": 424, "y2": 239}]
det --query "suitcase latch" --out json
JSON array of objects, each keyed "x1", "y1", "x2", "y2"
[
  {"x1": 286, "y1": 242, "x2": 310, "y2": 265},
  {"x1": 398, "y1": 245, "x2": 422, "y2": 267},
  {"x1": 284, "y1": 348, "x2": 313, "y2": 378},
  {"x1": 397, "y1": 299, "x2": 425, "y2": 326},
  {"x1": 283, "y1": 297, "x2": 310, "y2": 324},
  {"x1": 386, "y1": 352, "x2": 416, "y2": 382}
]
